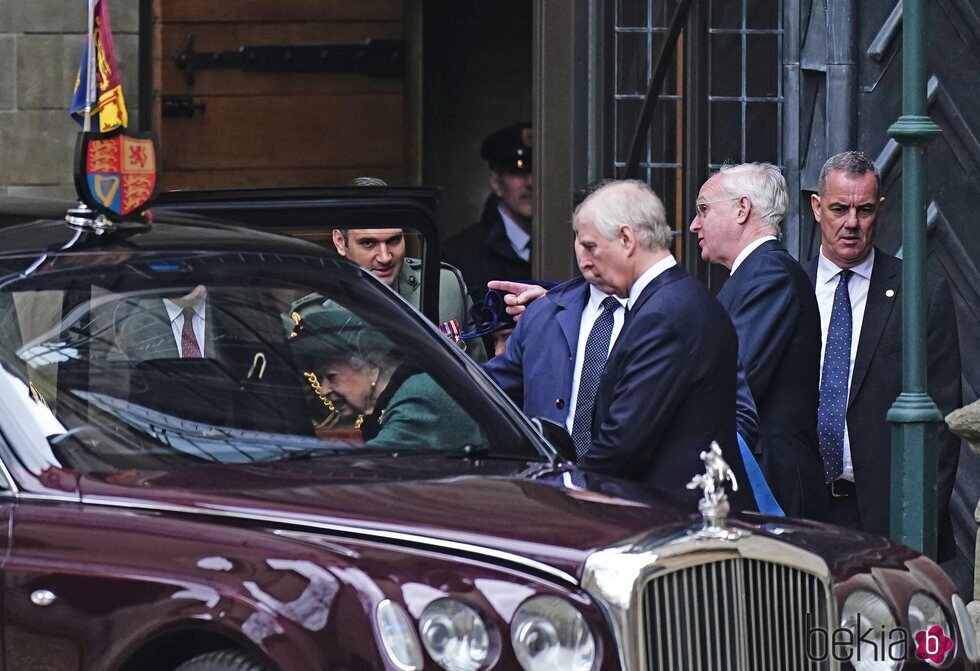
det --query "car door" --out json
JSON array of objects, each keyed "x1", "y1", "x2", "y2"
[{"x1": 154, "y1": 186, "x2": 445, "y2": 322}]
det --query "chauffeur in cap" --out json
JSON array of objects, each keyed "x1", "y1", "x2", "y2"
[{"x1": 443, "y1": 123, "x2": 534, "y2": 303}]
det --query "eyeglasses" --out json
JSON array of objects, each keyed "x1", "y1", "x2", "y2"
[{"x1": 695, "y1": 197, "x2": 738, "y2": 217}]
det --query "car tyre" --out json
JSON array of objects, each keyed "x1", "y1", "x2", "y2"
[{"x1": 174, "y1": 649, "x2": 269, "y2": 671}]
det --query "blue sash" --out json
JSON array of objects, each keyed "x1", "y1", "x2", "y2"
[{"x1": 738, "y1": 433, "x2": 785, "y2": 516}]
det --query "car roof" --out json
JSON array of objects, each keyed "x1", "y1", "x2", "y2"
[{"x1": 0, "y1": 198, "x2": 328, "y2": 259}]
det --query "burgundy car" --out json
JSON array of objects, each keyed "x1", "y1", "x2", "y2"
[{"x1": 0, "y1": 196, "x2": 974, "y2": 671}]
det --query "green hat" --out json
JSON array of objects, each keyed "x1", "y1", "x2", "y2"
[{"x1": 289, "y1": 304, "x2": 395, "y2": 364}]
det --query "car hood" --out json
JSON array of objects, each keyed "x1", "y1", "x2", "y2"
[
  {"x1": 74, "y1": 455, "x2": 910, "y2": 583},
  {"x1": 74, "y1": 455, "x2": 691, "y2": 578}
]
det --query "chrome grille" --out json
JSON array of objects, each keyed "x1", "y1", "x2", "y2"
[{"x1": 644, "y1": 558, "x2": 831, "y2": 670}]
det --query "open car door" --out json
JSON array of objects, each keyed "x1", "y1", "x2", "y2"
[{"x1": 154, "y1": 187, "x2": 443, "y2": 322}]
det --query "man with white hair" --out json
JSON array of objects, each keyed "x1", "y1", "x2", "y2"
[
  {"x1": 689, "y1": 163, "x2": 828, "y2": 520},
  {"x1": 577, "y1": 180, "x2": 754, "y2": 510}
]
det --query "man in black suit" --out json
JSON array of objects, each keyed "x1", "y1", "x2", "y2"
[
  {"x1": 805, "y1": 151, "x2": 961, "y2": 554},
  {"x1": 443, "y1": 123, "x2": 534, "y2": 302},
  {"x1": 577, "y1": 180, "x2": 753, "y2": 510},
  {"x1": 689, "y1": 163, "x2": 827, "y2": 520}
]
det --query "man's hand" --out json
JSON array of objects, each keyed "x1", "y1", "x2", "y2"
[{"x1": 486, "y1": 281, "x2": 548, "y2": 320}]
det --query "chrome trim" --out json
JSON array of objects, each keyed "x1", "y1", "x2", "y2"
[
  {"x1": 582, "y1": 527, "x2": 835, "y2": 671},
  {"x1": 953, "y1": 594, "x2": 979, "y2": 663},
  {"x1": 13, "y1": 492, "x2": 77, "y2": 503},
  {"x1": 78, "y1": 495, "x2": 579, "y2": 587}
]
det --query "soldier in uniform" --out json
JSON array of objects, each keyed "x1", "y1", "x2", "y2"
[
  {"x1": 443, "y1": 123, "x2": 534, "y2": 302},
  {"x1": 328, "y1": 178, "x2": 485, "y2": 363}
]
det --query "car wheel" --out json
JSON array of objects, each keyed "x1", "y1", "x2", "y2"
[{"x1": 174, "y1": 649, "x2": 270, "y2": 671}]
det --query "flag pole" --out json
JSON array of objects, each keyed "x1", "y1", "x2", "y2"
[{"x1": 82, "y1": 0, "x2": 97, "y2": 132}]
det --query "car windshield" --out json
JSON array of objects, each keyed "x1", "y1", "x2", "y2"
[{"x1": 0, "y1": 247, "x2": 539, "y2": 476}]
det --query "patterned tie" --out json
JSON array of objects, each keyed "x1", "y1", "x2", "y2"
[
  {"x1": 817, "y1": 270, "x2": 852, "y2": 481},
  {"x1": 572, "y1": 296, "x2": 621, "y2": 459},
  {"x1": 180, "y1": 307, "x2": 202, "y2": 358}
]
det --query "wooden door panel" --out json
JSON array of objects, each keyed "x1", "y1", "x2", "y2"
[
  {"x1": 162, "y1": 0, "x2": 402, "y2": 23},
  {"x1": 163, "y1": 94, "x2": 404, "y2": 169},
  {"x1": 160, "y1": 166, "x2": 405, "y2": 190},
  {"x1": 156, "y1": 0, "x2": 412, "y2": 190}
]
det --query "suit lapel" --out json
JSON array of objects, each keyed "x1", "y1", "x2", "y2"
[
  {"x1": 848, "y1": 252, "x2": 900, "y2": 406},
  {"x1": 626, "y1": 265, "x2": 686, "y2": 318},
  {"x1": 549, "y1": 279, "x2": 590, "y2": 357}
]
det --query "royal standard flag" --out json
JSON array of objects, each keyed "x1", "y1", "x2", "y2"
[{"x1": 70, "y1": 0, "x2": 128, "y2": 132}]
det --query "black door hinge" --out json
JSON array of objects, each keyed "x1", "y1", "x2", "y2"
[{"x1": 174, "y1": 35, "x2": 405, "y2": 86}]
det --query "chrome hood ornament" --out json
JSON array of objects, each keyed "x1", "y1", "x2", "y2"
[{"x1": 686, "y1": 441, "x2": 741, "y2": 539}]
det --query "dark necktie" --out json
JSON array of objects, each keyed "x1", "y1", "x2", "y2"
[
  {"x1": 572, "y1": 296, "x2": 621, "y2": 460},
  {"x1": 817, "y1": 269, "x2": 852, "y2": 481},
  {"x1": 180, "y1": 307, "x2": 202, "y2": 358}
]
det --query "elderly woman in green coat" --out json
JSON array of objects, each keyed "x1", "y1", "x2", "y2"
[{"x1": 292, "y1": 306, "x2": 481, "y2": 449}]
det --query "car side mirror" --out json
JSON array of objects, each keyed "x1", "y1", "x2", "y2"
[{"x1": 531, "y1": 417, "x2": 576, "y2": 463}]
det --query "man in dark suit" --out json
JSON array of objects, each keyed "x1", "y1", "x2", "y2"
[
  {"x1": 805, "y1": 151, "x2": 961, "y2": 554},
  {"x1": 485, "y1": 179, "x2": 758, "y2": 458},
  {"x1": 112, "y1": 285, "x2": 214, "y2": 360},
  {"x1": 689, "y1": 163, "x2": 827, "y2": 520},
  {"x1": 443, "y1": 123, "x2": 534, "y2": 302},
  {"x1": 575, "y1": 180, "x2": 753, "y2": 510}
]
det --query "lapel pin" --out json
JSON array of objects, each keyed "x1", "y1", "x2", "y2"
[{"x1": 885, "y1": 289, "x2": 895, "y2": 298}]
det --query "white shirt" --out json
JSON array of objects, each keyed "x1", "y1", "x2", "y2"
[
  {"x1": 499, "y1": 205, "x2": 531, "y2": 261},
  {"x1": 565, "y1": 285, "x2": 628, "y2": 432},
  {"x1": 627, "y1": 254, "x2": 678, "y2": 309},
  {"x1": 815, "y1": 247, "x2": 875, "y2": 480},
  {"x1": 164, "y1": 298, "x2": 207, "y2": 357},
  {"x1": 730, "y1": 235, "x2": 777, "y2": 275}
]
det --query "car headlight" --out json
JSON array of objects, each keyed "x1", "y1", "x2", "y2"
[
  {"x1": 418, "y1": 598, "x2": 490, "y2": 671},
  {"x1": 377, "y1": 599, "x2": 423, "y2": 671},
  {"x1": 511, "y1": 595, "x2": 595, "y2": 671},
  {"x1": 840, "y1": 590, "x2": 901, "y2": 671},
  {"x1": 908, "y1": 592, "x2": 955, "y2": 667}
]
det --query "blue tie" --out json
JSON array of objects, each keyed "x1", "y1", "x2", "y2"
[
  {"x1": 818, "y1": 269, "x2": 852, "y2": 482},
  {"x1": 572, "y1": 297, "x2": 621, "y2": 460}
]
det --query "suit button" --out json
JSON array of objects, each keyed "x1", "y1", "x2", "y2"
[{"x1": 555, "y1": 399, "x2": 565, "y2": 409}]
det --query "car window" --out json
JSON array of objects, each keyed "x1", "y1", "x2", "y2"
[{"x1": 0, "y1": 250, "x2": 538, "y2": 475}]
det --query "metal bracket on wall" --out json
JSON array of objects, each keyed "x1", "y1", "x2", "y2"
[
  {"x1": 161, "y1": 95, "x2": 207, "y2": 118},
  {"x1": 174, "y1": 35, "x2": 405, "y2": 87}
]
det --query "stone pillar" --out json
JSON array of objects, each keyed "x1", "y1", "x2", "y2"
[{"x1": 0, "y1": 0, "x2": 139, "y2": 199}]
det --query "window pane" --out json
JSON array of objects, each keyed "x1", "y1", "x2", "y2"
[
  {"x1": 710, "y1": 101, "x2": 742, "y2": 165},
  {"x1": 647, "y1": 99, "x2": 679, "y2": 165},
  {"x1": 710, "y1": 0, "x2": 741, "y2": 29},
  {"x1": 745, "y1": 102, "x2": 779, "y2": 162},
  {"x1": 617, "y1": 0, "x2": 648, "y2": 28},
  {"x1": 616, "y1": 98, "x2": 642, "y2": 163},
  {"x1": 747, "y1": 0, "x2": 779, "y2": 29},
  {"x1": 709, "y1": 33, "x2": 742, "y2": 98},
  {"x1": 0, "y1": 250, "x2": 536, "y2": 474},
  {"x1": 746, "y1": 35, "x2": 779, "y2": 97},
  {"x1": 650, "y1": 32, "x2": 680, "y2": 93},
  {"x1": 647, "y1": 167, "x2": 681, "y2": 232},
  {"x1": 617, "y1": 32, "x2": 649, "y2": 96}
]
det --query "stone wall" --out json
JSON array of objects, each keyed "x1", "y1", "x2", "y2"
[{"x1": 0, "y1": 0, "x2": 139, "y2": 199}]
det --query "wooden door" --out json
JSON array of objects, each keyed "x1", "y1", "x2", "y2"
[{"x1": 153, "y1": 0, "x2": 418, "y2": 190}]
